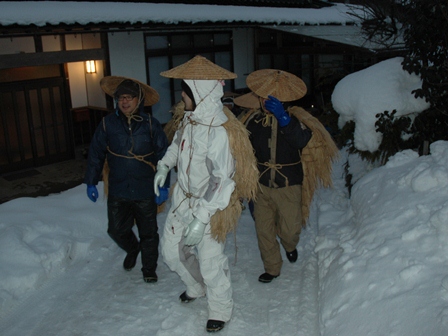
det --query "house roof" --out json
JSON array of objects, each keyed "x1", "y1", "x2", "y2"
[
  {"x1": 1, "y1": 1, "x2": 361, "y2": 35},
  {"x1": 38, "y1": 0, "x2": 334, "y2": 8}
]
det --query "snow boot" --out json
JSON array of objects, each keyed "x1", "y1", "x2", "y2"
[
  {"x1": 286, "y1": 249, "x2": 298, "y2": 263},
  {"x1": 206, "y1": 319, "x2": 225, "y2": 332},
  {"x1": 258, "y1": 272, "x2": 279, "y2": 283},
  {"x1": 142, "y1": 269, "x2": 158, "y2": 283},
  {"x1": 123, "y1": 249, "x2": 140, "y2": 271},
  {"x1": 179, "y1": 291, "x2": 196, "y2": 303}
]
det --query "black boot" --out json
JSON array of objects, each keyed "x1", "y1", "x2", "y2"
[
  {"x1": 258, "y1": 272, "x2": 279, "y2": 283},
  {"x1": 142, "y1": 268, "x2": 158, "y2": 283},
  {"x1": 123, "y1": 249, "x2": 140, "y2": 271},
  {"x1": 179, "y1": 291, "x2": 196, "y2": 303},
  {"x1": 286, "y1": 249, "x2": 298, "y2": 263},
  {"x1": 206, "y1": 320, "x2": 225, "y2": 332}
]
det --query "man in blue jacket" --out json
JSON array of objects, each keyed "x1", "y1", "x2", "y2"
[{"x1": 84, "y1": 76, "x2": 168, "y2": 283}]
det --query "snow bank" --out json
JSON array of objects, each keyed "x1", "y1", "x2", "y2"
[
  {"x1": 316, "y1": 142, "x2": 448, "y2": 336},
  {"x1": 332, "y1": 57, "x2": 430, "y2": 152}
]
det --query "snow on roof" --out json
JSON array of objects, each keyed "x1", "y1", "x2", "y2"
[
  {"x1": 1, "y1": 2, "x2": 361, "y2": 27},
  {"x1": 266, "y1": 25, "x2": 405, "y2": 51}
]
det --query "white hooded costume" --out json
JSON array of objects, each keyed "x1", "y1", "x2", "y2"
[{"x1": 158, "y1": 79, "x2": 236, "y2": 322}]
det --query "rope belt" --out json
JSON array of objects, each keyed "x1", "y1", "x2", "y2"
[
  {"x1": 172, "y1": 104, "x2": 221, "y2": 214},
  {"x1": 171, "y1": 183, "x2": 200, "y2": 214},
  {"x1": 258, "y1": 160, "x2": 301, "y2": 187},
  {"x1": 106, "y1": 146, "x2": 156, "y2": 171}
]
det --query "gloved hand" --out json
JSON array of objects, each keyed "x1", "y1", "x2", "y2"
[
  {"x1": 155, "y1": 186, "x2": 169, "y2": 205},
  {"x1": 87, "y1": 185, "x2": 98, "y2": 203},
  {"x1": 264, "y1": 95, "x2": 291, "y2": 127},
  {"x1": 154, "y1": 163, "x2": 170, "y2": 196},
  {"x1": 184, "y1": 218, "x2": 207, "y2": 246}
]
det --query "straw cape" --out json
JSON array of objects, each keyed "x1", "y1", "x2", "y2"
[
  {"x1": 289, "y1": 106, "x2": 339, "y2": 225},
  {"x1": 239, "y1": 105, "x2": 339, "y2": 226},
  {"x1": 246, "y1": 69, "x2": 307, "y2": 102},
  {"x1": 163, "y1": 101, "x2": 259, "y2": 242},
  {"x1": 160, "y1": 55, "x2": 237, "y2": 80},
  {"x1": 100, "y1": 76, "x2": 159, "y2": 106}
]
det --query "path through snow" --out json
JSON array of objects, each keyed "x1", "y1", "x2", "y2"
[{"x1": 0, "y1": 193, "x2": 323, "y2": 336}]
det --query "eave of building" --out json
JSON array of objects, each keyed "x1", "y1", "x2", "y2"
[
  {"x1": 29, "y1": 0, "x2": 335, "y2": 9},
  {"x1": 264, "y1": 25, "x2": 406, "y2": 54},
  {"x1": 1, "y1": 21, "x2": 352, "y2": 38},
  {"x1": 0, "y1": 1, "x2": 361, "y2": 37}
]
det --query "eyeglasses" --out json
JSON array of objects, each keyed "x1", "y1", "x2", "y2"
[{"x1": 117, "y1": 95, "x2": 136, "y2": 102}]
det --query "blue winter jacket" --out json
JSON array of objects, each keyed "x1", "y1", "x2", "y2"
[{"x1": 84, "y1": 109, "x2": 168, "y2": 200}]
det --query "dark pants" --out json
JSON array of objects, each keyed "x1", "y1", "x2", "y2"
[{"x1": 107, "y1": 195, "x2": 159, "y2": 272}]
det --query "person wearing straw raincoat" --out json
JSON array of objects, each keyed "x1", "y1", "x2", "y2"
[
  {"x1": 153, "y1": 55, "x2": 257, "y2": 333},
  {"x1": 235, "y1": 69, "x2": 338, "y2": 284},
  {"x1": 84, "y1": 77, "x2": 168, "y2": 284}
]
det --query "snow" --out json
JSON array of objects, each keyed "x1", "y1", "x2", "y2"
[
  {"x1": 1, "y1": 3, "x2": 447, "y2": 335},
  {"x1": 1, "y1": 2, "x2": 361, "y2": 27},
  {"x1": 317, "y1": 142, "x2": 448, "y2": 336},
  {"x1": 332, "y1": 57, "x2": 430, "y2": 152},
  {"x1": 2, "y1": 147, "x2": 448, "y2": 335}
]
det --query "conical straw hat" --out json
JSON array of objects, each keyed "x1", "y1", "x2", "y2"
[
  {"x1": 246, "y1": 69, "x2": 307, "y2": 102},
  {"x1": 233, "y1": 91, "x2": 261, "y2": 109},
  {"x1": 100, "y1": 76, "x2": 159, "y2": 106},
  {"x1": 160, "y1": 55, "x2": 237, "y2": 80}
]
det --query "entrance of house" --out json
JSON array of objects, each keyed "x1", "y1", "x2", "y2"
[{"x1": 0, "y1": 65, "x2": 72, "y2": 174}]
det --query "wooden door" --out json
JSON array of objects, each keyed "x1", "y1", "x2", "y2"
[{"x1": 0, "y1": 77, "x2": 72, "y2": 174}]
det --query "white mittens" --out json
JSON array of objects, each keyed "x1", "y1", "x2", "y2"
[
  {"x1": 184, "y1": 217, "x2": 207, "y2": 246},
  {"x1": 154, "y1": 163, "x2": 169, "y2": 196}
]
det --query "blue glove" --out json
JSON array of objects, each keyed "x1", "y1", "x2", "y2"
[
  {"x1": 184, "y1": 218, "x2": 207, "y2": 246},
  {"x1": 265, "y1": 95, "x2": 291, "y2": 127},
  {"x1": 155, "y1": 186, "x2": 169, "y2": 205},
  {"x1": 86, "y1": 185, "x2": 98, "y2": 203}
]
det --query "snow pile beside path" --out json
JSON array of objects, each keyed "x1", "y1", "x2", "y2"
[
  {"x1": 316, "y1": 142, "x2": 448, "y2": 336},
  {"x1": 0, "y1": 184, "x2": 108, "y2": 312}
]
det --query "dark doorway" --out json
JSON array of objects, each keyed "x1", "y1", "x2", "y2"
[{"x1": 0, "y1": 66, "x2": 73, "y2": 174}]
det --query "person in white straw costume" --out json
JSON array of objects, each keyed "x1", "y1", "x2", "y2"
[{"x1": 154, "y1": 55, "x2": 257, "y2": 333}]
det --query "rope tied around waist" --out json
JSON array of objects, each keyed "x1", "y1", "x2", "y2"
[
  {"x1": 102, "y1": 106, "x2": 157, "y2": 171},
  {"x1": 106, "y1": 146, "x2": 156, "y2": 171},
  {"x1": 258, "y1": 160, "x2": 301, "y2": 187},
  {"x1": 171, "y1": 184, "x2": 200, "y2": 214}
]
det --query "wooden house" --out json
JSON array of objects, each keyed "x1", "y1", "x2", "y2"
[{"x1": 0, "y1": 0, "x2": 404, "y2": 173}]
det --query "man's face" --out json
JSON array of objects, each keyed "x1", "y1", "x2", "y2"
[
  {"x1": 182, "y1": 91, "x2": 194, "y2": 111},
  {"x1": 117, "y1": 94, "x2": 138, "y2": 116}
]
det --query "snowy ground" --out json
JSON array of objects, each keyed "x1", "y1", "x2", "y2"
[
  {"x1": 2, "y1": 143, "x2": 448, "y2": 335},
  {"x1": 0, "y1": 178, "x2": 320, "y2": 336}
]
